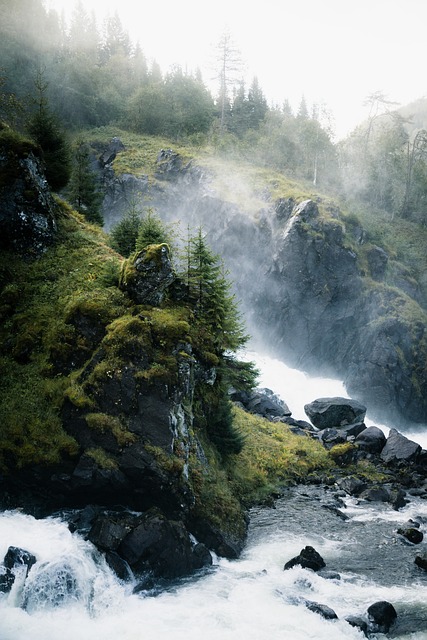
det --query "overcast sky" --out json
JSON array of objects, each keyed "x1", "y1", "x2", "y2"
[{"x1": 46, "y1": 0, "x2": 427, "y2": 139}]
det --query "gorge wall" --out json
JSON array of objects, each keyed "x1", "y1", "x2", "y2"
[{"x1": 100, "y1": 144, "x2": 427, "y2": 429}]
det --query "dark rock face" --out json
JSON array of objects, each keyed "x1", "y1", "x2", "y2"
[
  {"x1": 304, "y1": 397, "x2": 367, "y2": 430},
  {"x1": 381, "y1": 429, "x2": 422, "y2": 465},
  {"x1": 0, "y1": 147, "x2": 58, "y2": 255},
  {"x1": 118, "y1": 508, "x2": 212, "y2": 579},
  {"x1": 284, "y1": 545, "x2": 326, "y2": 571},
  {"x1": 4, "y1": 546, "x2": 37, "y2": 576}
]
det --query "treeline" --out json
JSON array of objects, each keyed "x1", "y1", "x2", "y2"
[
  {"x1": 0, "y1": 0, "x2": 339, "y2": 189},
  {"x1": 339, "y1": 93, "x2": 427, "y2": 220},
  {"x1": 2, "y1": 1, "x2": 427, "y2": 219}
]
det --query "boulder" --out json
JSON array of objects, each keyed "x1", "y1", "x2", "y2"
[
  {"x1": 118, "y1": 508, "x2": 212, "y2": 579},
  {"x1": 231, "y1": 387, "x2": 291, "y2": 419},
  {"x1": 414, "y1": 552, "x2": 427, "y2": 571},
  {"x1": 4, "y1": 546, "x2": 37, "y2": 577},
  {"x1": 397, "y1": 526, "x2": 423, "y2": 544},
  {"x1": 105, "y1": 551, "x2": 133, "y2": 582},
  {"x1": 345, "y1": 615, "x2": 368, "y2": 635},
  {"x1": 88, "y1": 512, "x2": 140, "y2": 551},
  {"x1": 336, "y1": 476, "x2": 367, "y2": 497},
  {"x1": 304, "y1": 600, "x2": 338, "y2": 619},
  {"x1": 119, "y1": 243, "x2": 175, "y2": 305},
  {"x1": 381, "y1": 429, "x2": 421, "y2": 465},
  {"x1": 355, "y1": 426, "x2": 386, "y2": 453},
  {"x1": 304, "y1": 397, "x2": 366, "y2": 430},
  {"x1": 367, "y1": 600, "x2": 397, "y2": 633},
  {"x1": 284, "y1": 545, "x2": 326, "y2": 572}
]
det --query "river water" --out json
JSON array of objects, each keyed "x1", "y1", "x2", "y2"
[{"x1": 1, "y1": 351, "x2": 426, "y2": 639}]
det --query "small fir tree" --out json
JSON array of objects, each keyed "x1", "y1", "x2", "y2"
[
  {"x1": 68, "y1": 140, "x2": 103, "y2": 225},
  {"x1": 109, "y1": 201, "x2": 142, "y2": 256},
  {"x1": 135, "y1": 207, "x2": 171, "y2": 251},
  {"x1": 187, "y1": 228, "x2": 248, "y2": 352},
  {"x1": 27, "y1": 69, "x2": 71, "y2": 191}
]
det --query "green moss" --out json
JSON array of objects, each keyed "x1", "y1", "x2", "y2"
[
  {"x1": 84, "y1": 412, "x2": 136, "y2": 447},
  {"x1": 86, "y1": 447, "x2": 119, "y2": 470}
]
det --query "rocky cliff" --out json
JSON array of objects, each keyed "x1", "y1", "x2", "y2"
[
  {"x1": 0, "y1": 132, "x2": 249, "y2": 580},
  {"x1": 98, "y1": 139, "x2": 427, "y2": 428}
]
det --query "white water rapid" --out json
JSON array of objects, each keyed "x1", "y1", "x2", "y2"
[{"x1": 1, "y1": 352, "x2": 426, "y2": 639}]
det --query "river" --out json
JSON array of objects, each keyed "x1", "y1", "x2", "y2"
[{"x1": 0, "y1": 351, "x2": 426, "y2": 639}]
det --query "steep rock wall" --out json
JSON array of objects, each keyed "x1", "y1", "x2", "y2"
[{"x1": 99, "y1": 144, "x2": 427, "y2": 427}]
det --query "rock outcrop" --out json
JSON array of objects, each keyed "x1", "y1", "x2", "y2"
[
  {"x1": 98, "y1": 143, "x2": 427, "y2": 426},
  {"x1": 0, "y1": 128, "x2": 58, "y2": 255}
]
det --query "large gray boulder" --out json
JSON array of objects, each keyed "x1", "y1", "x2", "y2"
[
  {"x1": 304, "y1": 397, "x2": 366, "y2": 430},
  {"x1": 355, "y1": 426, "x2": 386, "y2": 453},
  {"x1": 381, "y1": 429, "x2": 421, "y2": 464}
]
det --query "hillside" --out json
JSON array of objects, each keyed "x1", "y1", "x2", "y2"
[{"x1": 80, "y1": 127, "x2": 427, "y2": 428}]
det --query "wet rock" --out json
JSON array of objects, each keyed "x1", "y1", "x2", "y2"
[
  {"x1": 284, "y1": 545, "x2": 326, "y2": 572},
  {"x1": 359, "y1": 485, "x2": 393, "y2": 503},
  {"x1": 355, "y1": 426, "x2": 386, "y2": 454},
  {"x1": 0, "y1": 566, "x2": 15, "y2": 593},
  {"x1": 397, "y1": 526, "x2": 423, "y2": 544},
  {"x1": 304, "y1": 397, "x2": 366, "y2": 430},
  {"x1": 4, "y1": 546, "x2": 37, "y2": 577},
  {"x1": 336, "y1": 475, "x2": 367, "y2": 497},
  {"x1": 88, "y1": 512, "x2": 139, "y2": 551},
  {"x1": 345, "y1": 615, "x2": 368, "y2": 636},
  {"x1": 367, "y1": 600, "x2": 397, "y2": 633},
  {"x1": 321, "y1": 504, "x2": 349, "y2": 520},
  {"x1": 105, "y1": 551, "x2": 133, "y2": 582},
  {"x1": 318, "y1": 570, "x2": 341, "y2": 580},
  {"x1": 381, "y1": 429, "x2": 421, "y2": 465},
  {"x1": 118, "y1": 508, "x2": 212, "y2": 579},
  {"x1": 305, "y1": 599, "x2": 338, "y2": 619},
  {"x1": 414, "y1": 552, "x2": 427, "y2": 571}
]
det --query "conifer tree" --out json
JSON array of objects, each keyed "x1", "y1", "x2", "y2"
[
  {"x1": 109, "y1": 200, "x2": 142, "y2": 256},
  {"x1": 187, "y1": 228, "x2": 248, "y2": 353},
  {"x1": 27, "y1": 68, "x2": 71, "y2": 191},
  {"x1": 135, "y1": 207, "x2": 171, "y2": 251},
  {"x1": 67, "y1": 140, "x2": 103, "y2": 225}
]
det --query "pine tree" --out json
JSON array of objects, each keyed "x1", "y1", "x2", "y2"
[
  {"x1": 27, "y1": 68, "x2": 71, "y2": 191},
  {"x1": 135, "y1": 207, "x2": 171, "y2": 251},
  {"x1": 67, "y1": 140, "x2": 103, "y2": 225},
  {"x1": 109, "y1": 201, "x2": 142, "y2": 256},
  {"x1": 187, "y1": 228, "x2": 248, "y2": 352}
]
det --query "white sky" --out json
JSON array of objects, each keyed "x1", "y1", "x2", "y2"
[{"x1": 45, "y1": 0, "x2": 427, "y2": 139}]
